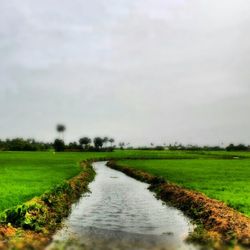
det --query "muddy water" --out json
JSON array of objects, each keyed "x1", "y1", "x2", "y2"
[{"x1": 49, "y1": 162, "x2": 199, "y2": 250}]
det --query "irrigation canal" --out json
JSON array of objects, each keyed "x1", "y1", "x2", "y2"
[{"x1": 48, "y1": 161, "x2": 199, "y2": 250}]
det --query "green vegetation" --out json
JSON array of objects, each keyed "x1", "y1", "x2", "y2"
[
  {"x1": 0, "y1": 152, "x2": 80, "y2": 212},
  {"x1": 116, "y1": 158, "x2": 250, "y2": 216},
  {"x1": 0, "y1": 163, "x2": 95, "y2": 232},
  {"x1": 0, "y1": 150, "x2": 250, "y2": 216},
  {"x1": 0, "y1": 150, "x2": 198, "y2": 212}
]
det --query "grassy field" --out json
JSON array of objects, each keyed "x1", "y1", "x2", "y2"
[
  {"x1": 0, "y1": 150, "x2": 201, "y2": 212},
  {"x1": 116, "y1": 158, "x2": 250, "y2": 216},
  {"x1": 0, "y1": 150, "x2": 250, "y2": 215}
]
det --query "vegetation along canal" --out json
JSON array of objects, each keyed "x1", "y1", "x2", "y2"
[{"x1": 49, "y1": 162, "x2": 198, "y2": 250}]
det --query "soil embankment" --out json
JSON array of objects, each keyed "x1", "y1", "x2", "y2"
[
  {"x1": 49, "y1": 161, "x2": 196, "y2": 250},
  {"x1": 107, "y1": 161, "x2": 250, "y2": 249},
  {"x1": 0, "y1": 161, "x2": 95, "y2": 250}
]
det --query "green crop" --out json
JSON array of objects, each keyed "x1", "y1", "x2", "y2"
[
  {"x1": 0, "y1": 150, "x2": 249, "y2": 215},
  {"x1": 116, "y1": 158, "x2": 250, "y2": 216}
]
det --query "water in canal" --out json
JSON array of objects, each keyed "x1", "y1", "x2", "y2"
[{"x1": 49, "y1": 162, "x2": 198, "y2": 250}]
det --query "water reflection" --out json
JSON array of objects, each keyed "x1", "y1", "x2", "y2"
[{"x1": 49, "y1": 162, "x2": 198, "y2": 250}]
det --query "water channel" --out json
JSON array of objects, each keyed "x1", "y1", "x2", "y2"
[{"x1": 49, "y1": 162, "x2": 199, "y2": 250}]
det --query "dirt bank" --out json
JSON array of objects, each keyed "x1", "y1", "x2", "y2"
[
  {"x1": 107, "y1": 161, "x2": 250, "y2": 249},
  {"x1": 0, "y1": 161, "x2": 95, "y2": 250}
]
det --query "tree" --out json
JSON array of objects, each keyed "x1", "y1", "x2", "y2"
[
  {"x1": 79, "y1": 137, "x2": 92, "y2": 150},
  {"x1": 94, "y1": 137, "x2": 103, "y2": 149},
  {"x1": 109, "y1": 138, "x2": 115, "y2": 147},
  {"x1": 226, "y1": 143, "x2": 248, "y2": 151},
  {"x1": 119, "y1": 142, "x2": 125, "y2": 150},
  {"x1": 56, "y1": 124, "x2": 66, "y2": 140},
  {"x1": 68, "y1": 142, "x2": 81, "y2": 151},
  {"x1": 53, "y1": 139, "x2": 65, "y2": 152},
  {"x1": 103, "y1": 137, "x2": 109, "y2": 147}
]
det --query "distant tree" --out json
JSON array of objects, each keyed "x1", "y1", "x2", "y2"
[
  {"x1": 67, "y1": 141, "x2": 82, "y2": 151},
  {"x1": 226, "y1": 143, "x2": 248, "y2": 151},
  {"x1": 103, "y1": 137, "x2": 109, "y2": 147},
  {"x1": 154, "y1": 146, "x2": 165, "y2": 151},
  {"x1": 53, "y1": 139, "x2": 65, "y2": 152},
  {"x1": 236, "y1": 144, "x2": 248, "y2": 151},
  {"x1": 56, "y1": 124, "x2": 66, "y2": 140},
  {"x1": 118, "y1": 142, "x2": 125, "y2": 150},
  {"x1": 109, "y1": 138, "x2": 115, "y2": 147},
  {"x1": 94, "y1": 137, "x2": 103, "y2": 149},
  {"x1": 79, "y1": 137, "x2": 92, "y2": 150}
]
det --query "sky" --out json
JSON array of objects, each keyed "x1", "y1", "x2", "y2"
[{"x1": 0, "y1": 0, "x2": 249, "y2": 146}]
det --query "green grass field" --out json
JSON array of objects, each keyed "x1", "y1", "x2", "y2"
[
  {"x1": 0, "y1": 150, "x2": 249, "y2": 216},
  {"x1": 0, "y1": 150, "x2": 201, "y2": 212},
  {"x1": 116, "y1": 158, "x2": 250, "y2": 216}
]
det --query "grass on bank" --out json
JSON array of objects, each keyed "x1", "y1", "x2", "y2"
[{"x1": 116, "y1": 158, "x2": 250, "y2": 216}]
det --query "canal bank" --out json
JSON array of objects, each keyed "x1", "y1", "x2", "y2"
[
  {"x1": 107, "y1": 160, "x2": 250, "y2": 249},
  {"x1": 0, "y1": 161, "x2": 95, "y2": 250},
  {"x1": 49, "y1": 162, "x2": 197, "y2": 250}
]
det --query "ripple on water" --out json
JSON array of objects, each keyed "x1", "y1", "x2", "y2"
[{"x1": 49, "y1": 162, "x2": 199, "y2": 250}]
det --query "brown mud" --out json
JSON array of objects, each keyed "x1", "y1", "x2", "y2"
[{"x1": 107, "y1": 161, "x2": 250, "y2": 249}]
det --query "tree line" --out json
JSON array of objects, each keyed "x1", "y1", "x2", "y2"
[
  {"x1": 0, "y1": 137, "x2": 116, "y2": 152},
  {"x1": 53, "y1": 124, "x2": 116, "y2": 152},
  {"x1": 0, "y1": 124, "x2": 249, "y2": 152},
  {"x1": 54, "y1": 136, "x2": 115, "y2": 152},
  {"x1": 162, "y1": 143, "x2": 250, "y2": 151},
  {"x1": 0, "y1": 138, "x2": 51, "y2": 151},
  {"x1": 0, "y1": 138, "x2": 248, "y2": 152}
]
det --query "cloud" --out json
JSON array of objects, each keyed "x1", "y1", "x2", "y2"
[{"x1": 0, "y1": 0, "x2": 249, "y2": 145}]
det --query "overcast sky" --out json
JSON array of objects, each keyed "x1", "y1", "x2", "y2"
[{"x1": 0, "y1": 0, "x2": 249, "y2": 146}]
